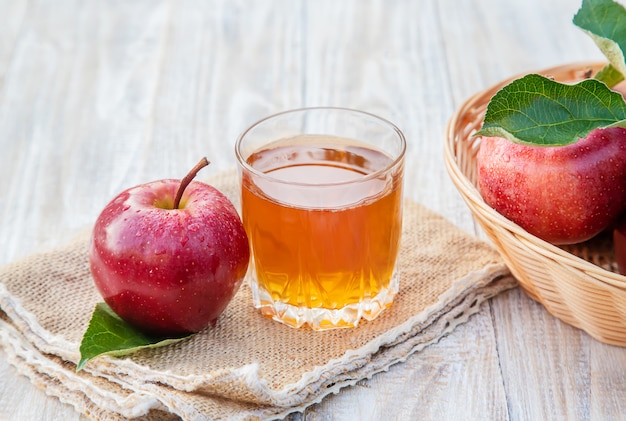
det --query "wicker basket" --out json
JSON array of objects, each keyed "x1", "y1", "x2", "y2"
[{"x1": 444, "y1": 62, "x2": 626, "y2": 346}]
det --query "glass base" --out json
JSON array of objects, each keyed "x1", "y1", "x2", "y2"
[{"x1": 250, "y1": 271, "x2": 400, "y2": 331}]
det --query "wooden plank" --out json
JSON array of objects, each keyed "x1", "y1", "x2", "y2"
[
  {"x1": 0, "y1": 0, "x2": 625, "y2": 420},
  {"x1": 0, "y1": 350, "x2": 85, "y2": 421},
  {"x1": 0, "y1": 1, "x2": 171, "y2": 420},
  {"x1": 0, "y1": 0, "x2": 173, "y2": 264},
  {"x1": 589, "y1": 338, "x2": 626, "y2": 419},
  {"x1": 491, "y1": 289, "x2": 591, "y2": 420},
  {"x1": 303, "y1": 306, "x2": 509, "y2": 420},
  {"x1": 138, "y1": 0, "x2": 306, "y2": 177},
  {"x1": 0, "y1": 0, "x2": 28, "y2": 90}
]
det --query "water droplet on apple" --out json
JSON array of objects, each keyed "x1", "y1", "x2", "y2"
[{"x1": 503, "y1": 154, "x2": 510, "y2": 163}]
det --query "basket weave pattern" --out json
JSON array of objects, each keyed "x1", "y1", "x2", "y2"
[{"x1": 444, "y1": 62, "x2": 626, "y2": 346}]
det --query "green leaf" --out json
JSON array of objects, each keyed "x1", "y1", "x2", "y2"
[
  {"x1": 77, "y1": 302, "x2": 191, "y2": 371},
  {"x1": 474, "y1": 74, "x2": 626, "y2": 146},
  {"x1": 573, "y1": 0, "x2": 626, "y2": 85}
]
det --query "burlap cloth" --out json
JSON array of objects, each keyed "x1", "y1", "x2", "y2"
[{"x1": 0, "y1": 168, "x2": 516, "y2": 420}]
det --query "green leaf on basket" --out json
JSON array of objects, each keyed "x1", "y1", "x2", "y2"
[
  {"x1": 77, "y1": 302, "x2": 192, "y2": 371},
  {"x1": 474, "y1": 74, "x2": 626, "y2": 146},
  {"x1": 573, "y1": 0, "x2": 626, "y2": 86}
]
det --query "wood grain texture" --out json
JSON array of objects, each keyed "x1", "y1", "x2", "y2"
[{"x1": 0, "y1": 0, "x2": 624, "y2": 420}]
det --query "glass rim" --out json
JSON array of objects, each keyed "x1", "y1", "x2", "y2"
[{"x1": 234, "y1": 106, "x2": 406, "y2": 187}]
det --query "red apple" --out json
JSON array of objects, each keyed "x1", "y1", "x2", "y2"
[
  {"x1": 89, "y1": 158, "x2": 250, "y2": 337},
  {"x1": 477, "y1": 127, "x2": 626, "y2": 245}
]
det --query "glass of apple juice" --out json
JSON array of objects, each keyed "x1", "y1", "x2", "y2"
[{"x1": 235, "y1": 107, "x2": 406, "y2": 330}]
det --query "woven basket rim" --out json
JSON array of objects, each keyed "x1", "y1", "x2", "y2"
[{"x1": 444, "y1": 60, "x2": 626, "y2": 292}]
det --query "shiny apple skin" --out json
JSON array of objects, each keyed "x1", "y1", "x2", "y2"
[
  {"x1": 89, "y1": 179, "x2": 250, "y2": 337},
  {"x1": 477, "y1": 127, "x2": 626, "y2": 245}
]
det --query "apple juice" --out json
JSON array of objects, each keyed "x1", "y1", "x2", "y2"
[{"x1": 241, "y1": 135, "x2": 403, "y2": 329}]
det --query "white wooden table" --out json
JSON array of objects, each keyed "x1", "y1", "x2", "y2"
[{"x1": 1, "y1": 0, "x2": 624, "y2": 420}]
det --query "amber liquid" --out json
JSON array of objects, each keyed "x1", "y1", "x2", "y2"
[{"x1": 241, "y1": 135, "x2": 403, "y2": 329}]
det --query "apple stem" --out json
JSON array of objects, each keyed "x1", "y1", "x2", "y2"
[{"x1": 173, "y1": 157, "x2": 210, "y2": 209}]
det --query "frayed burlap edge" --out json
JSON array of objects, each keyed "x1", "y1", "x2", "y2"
[{"x1": 0, "y1": 266, "x2": 515, "y2": 420}]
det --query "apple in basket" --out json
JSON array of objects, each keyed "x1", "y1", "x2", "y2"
[
  {"x1": 476, "y1": 127, "x2": 626, "y2": 245},
  {"x1": 89, "y1": 158, "x2": 250, "y2": 337}
]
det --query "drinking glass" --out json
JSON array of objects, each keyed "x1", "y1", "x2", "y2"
[{"x1": 235, "y1": 107, "x2": 406, "y2": 330}]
